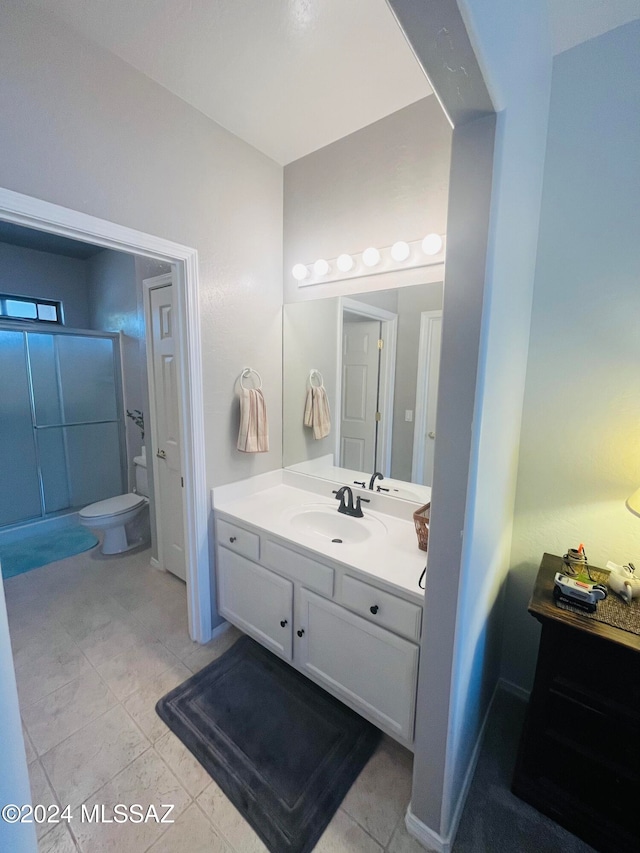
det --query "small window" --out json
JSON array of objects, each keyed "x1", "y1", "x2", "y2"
[{"x1": 0, "y1": 294, "x2": 63, "y2": 324}]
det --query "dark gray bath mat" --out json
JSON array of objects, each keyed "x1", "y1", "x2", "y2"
[{"x1": 156, "y1": 634, "x2": 381, "y2": 853}]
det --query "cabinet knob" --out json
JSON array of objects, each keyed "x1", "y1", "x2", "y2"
[
  {"x1": 370, "y1": 605, "x2": 379, "y2": 615},
  {"x1": 297, "y1": 628, "x2": 305, "y2": 637},
  {"x1": 229, "y1": 536, "x2": 237, "y2": 543},
  {"x1": 280, "y1": 619, "x2": 288, "y2": 627}
]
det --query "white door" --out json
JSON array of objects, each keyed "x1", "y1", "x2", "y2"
[
  {"x1": 340, "y1": 319, "x2": 380, "y2": 472},
  {"x1": 296, "y1": 588, "x2": 419, "y2": 742},
  {"x1": 217, "y1": 548, "x2": 293, "y2": 660},
  {"x1": 149, "y1": 282, "x2": 186, "y2": 580},
  {"x1": 412, "y1": 312, "x2": 443, "y2": 487}
]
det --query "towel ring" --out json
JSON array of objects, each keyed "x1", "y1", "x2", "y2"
[
  {"x1": 239, "y1": 367, "x2": 262, "y2": 390},
  {"x1": 309, "y1": 369, "x2": 324, "y2": 388}
]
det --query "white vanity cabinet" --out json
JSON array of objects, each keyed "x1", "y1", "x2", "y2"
[
  {"x1": 296, "y1": 589, "x2": 419, "y2": 741},
  {"x1": 217, "y1": 548, "x2": 293, "y2": 660},
  {"x1": 215, "y1": 514, "x2": 422, "y2": 747}
]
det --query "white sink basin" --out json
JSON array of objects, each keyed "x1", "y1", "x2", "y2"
[{"x1": 281, "y1": 504, "x2": 386, "y2": 545}]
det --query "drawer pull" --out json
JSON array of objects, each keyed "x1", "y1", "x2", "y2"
[
  {"x1": 370, "y1": 605, "x2": 379, "y2": 615},
  {"x1": 280, "y1": 619, "x2": 288, "y2": 627},
  {"x1": 229, "y1": 536, "x2": 237, "y2": 543},
  {"x1": 297, "y1": 628, "x2": 305, "y2": 637}
]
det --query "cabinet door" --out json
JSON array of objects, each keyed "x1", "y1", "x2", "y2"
[
  {"x1": 218, "y1": 548, "x2": 293, "y2": 661},
  {"x1": 296, "y1": 589, "x2": 419, "y2": 741}
]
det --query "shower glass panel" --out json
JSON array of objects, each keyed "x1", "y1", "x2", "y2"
[
  {"x1": 0, "y1": 327, "x2": 125, "y2": 528},
  {"x1": 0, "y1": 331, "x2": 41, "y2": 526}
]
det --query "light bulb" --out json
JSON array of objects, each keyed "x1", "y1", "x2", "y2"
[
  {"x1": 422, "y1": 233, "x2": 443, "y2": 256},
  {"x1": 292, "y1": 263, "x2": 308, "y2": 281},
  {"x1": 336, "y1": 253, "x2": 354, "y2": 272},
  {"x1": 391, "y1": 241, "x2": 410, "y2": 262},
  {"x1": 362, "y1": 247, "x2": 381, "y2": 267},
  {"x1": 313, "y1": 258, "x2": 329, "y2": 276}
]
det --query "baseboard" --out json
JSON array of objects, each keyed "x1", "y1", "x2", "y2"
[
  {"x1": 405, "y1": 804, "x2": 450, "y2": 853},
  {"x1": 150, "y1": 557, "x2": 162, "y2": 570},
  {"x1": 209, "y1": 620, "x2": 231, "y2": 641},
  {"x1": 406, "y1": 679, "x2": 501, "y2": 853},
  {"x1": 498, "y1": 676, "x2": 531, "y2": 702}
]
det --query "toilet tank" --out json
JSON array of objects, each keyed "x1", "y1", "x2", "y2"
[{"x1": 133, "y1": 453, "x2": 149, "y2": 497}]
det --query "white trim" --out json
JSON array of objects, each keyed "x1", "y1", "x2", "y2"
[
  {"x1": 498, "y1": 676, "x2": 531, "y2": 702},
  {"x1": 150, "y1": 557, "x2": 162, "y2": 570},
  {"x1": 210, "y1": 619, "x2": 232, "y2": 641},
  {"x1": 0, "y1": 187, "x2": 212, "y2": 643},
  {"x1": 406, "y1": 679, "x2": 500, "y2": 852},
  {"x1": 405, "y1": 804, "x2": 450, "y2": 853},
  {"x1": 335, "y1": 298, "x2": 397, "y2": 477},
  {"x1": 412, "y1": 310, "x2": 443, "y2": 484}
]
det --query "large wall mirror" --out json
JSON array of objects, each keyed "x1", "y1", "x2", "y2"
[{"x1": 283, "y1": 280, "x2": 443, "y2": 502}]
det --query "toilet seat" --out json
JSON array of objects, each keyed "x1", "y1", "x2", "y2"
[{"x1": 79, "y1": 493, "x2": 146, "y2": 520}]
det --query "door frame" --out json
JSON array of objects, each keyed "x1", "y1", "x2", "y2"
[
  {"x1": 412, "y1": 310, "x2": 443, "y2": 484},
  {"x1": 0, "y1": 187, "x2": 212, "y2": 643},
  {"x1": 335, "y1": 297, "x2": 398, "y2": 476}
]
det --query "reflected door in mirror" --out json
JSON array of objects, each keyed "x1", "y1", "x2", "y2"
[{"x1": 341, "y1": 319, "x2": 381, "y2": 472}]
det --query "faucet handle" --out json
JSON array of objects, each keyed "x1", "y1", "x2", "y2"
[
  {"x1": 353, "y1": 480, "x2": 366, "y2": 487},
  {"x1": 354, "y1": 496, "x2": 370, "y2": 517}
]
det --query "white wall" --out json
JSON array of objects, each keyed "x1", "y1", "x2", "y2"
[
  {"x1": 87, "y1": 249, "x2": 145, "y2": 473},
  {"x1": 0, "y1": 0, "x2": 283, "y2": 492},
  {"x1": 283, "y1": 96, "x2": 451, "y2": 304},
  {"x1": 0, "y1": 241, "x2": 89, "y2": 328},
  {"x1": 0, "y1": 579, "x2": 36, "y2": 853},
  {"x1": 436, "y1": 0, "x2": 552, "y2": 834},
  {"x1": 504, "y1": 19, "x2": 640, "y2": 691}
]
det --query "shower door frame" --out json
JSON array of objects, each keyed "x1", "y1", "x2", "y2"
[
  {"x1": 0, "y1": 187, "x2": 211, "y2": 644},
  {"x1": 0, "y1": 322, "x2": 128, "y2": 523}
]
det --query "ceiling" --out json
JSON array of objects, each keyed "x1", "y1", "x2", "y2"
[
  {"x1": 20, "y1": 1, "x2": 640, "y2": 167},
  {"x1": 549, "y1": 0, "x2": 640, "y2": 55},
  {"x1": 0, "y1": 222, "x2": 103, "y2": 259},
  {"x1": 29, "y1": 0, "x2": 432, "y2": 166}
]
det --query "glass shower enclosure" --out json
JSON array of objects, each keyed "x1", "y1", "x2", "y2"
[{"x1": 0, "y1": 325, "x2": 127, "y2": 528}]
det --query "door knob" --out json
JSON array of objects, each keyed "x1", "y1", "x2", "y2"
[
  {"x1": 280, "y1": 619, "x2": 288, "y2": 627},
  {"x1": 428, "y1": 432, "x2": 436, "y2": 439},
  {"x1": 370, "y1": 605, "x2": 379, "y2": 615},
  {"x1": 297, "y1": 629, "x2": 305, "y2": 637},
  {"x1": 156, "y1": 449, "x2": 167, "y2": 459}
]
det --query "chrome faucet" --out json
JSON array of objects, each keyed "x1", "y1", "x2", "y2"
[
  {"x1": 332, "y1": 486, "x2": 370, "y2": 518},
  {"x1": 368, "y1": 471, "x2": 384, "y2": 491}
]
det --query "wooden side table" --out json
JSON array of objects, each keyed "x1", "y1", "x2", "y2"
[{"x1": 512, "y1": 553, "x2": 640, "y2": 853}]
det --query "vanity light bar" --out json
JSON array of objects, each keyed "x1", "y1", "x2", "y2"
[{"x1": 292, "y1": 234, "x2": 445, "y2": 286}]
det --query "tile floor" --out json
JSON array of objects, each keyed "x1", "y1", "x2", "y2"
[{"x1": 4, "y1": 545, "x2": 419, "y2": 853}]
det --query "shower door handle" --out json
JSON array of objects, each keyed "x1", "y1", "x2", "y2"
[{"x1": 156, "y1": 449, "x2": 167, "y2": 460}]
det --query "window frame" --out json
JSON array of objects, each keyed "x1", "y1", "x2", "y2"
[{"x1": 0, "y1": 293, "x2": 64, "y2": 324}]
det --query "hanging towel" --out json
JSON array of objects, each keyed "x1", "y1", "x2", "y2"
[
  {"x1": 237, "y1": 387, "x2": 269, "y2": 452},
  {"x1": 304, "y1": 385, "x2": 331, "y2": 440}
]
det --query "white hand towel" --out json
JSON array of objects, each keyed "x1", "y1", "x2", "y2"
[
  {"x1": 237, "y1": 387, "x2": 269, "y2": 452},
  {"x1": 303, "y1": 386, "x2": 331, "y2": 440}
]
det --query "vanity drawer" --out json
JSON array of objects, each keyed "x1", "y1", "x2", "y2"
[
  {"x1": 262, "y1": 539, "x2": 334, "y2": 597},
  {"x1": 217, "y1": 518, "x2": 260, "y2": 561},
  {"x1": 339, "y1": 575, "x2": 422, "y2": 640}
]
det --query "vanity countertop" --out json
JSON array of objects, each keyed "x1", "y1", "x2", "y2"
[{"x1": 212, "y1": 471, "x2": 426, "y2": 602}]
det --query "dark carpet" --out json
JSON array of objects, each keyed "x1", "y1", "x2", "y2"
[
  {"x1": 156, "y1": 635, "x2": 381, "y2": 853},
  {"x1": 452, "y1": 689, "x2": 596, "y2": 853}
]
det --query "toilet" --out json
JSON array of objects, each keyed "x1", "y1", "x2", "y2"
[{"x1": 79, "y1": 451, "x2": 150, "y2": 555}]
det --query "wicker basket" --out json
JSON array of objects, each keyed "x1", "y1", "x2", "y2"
[{"x1": 413, "y1": 502, "x2": 430, "y2": 552}]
